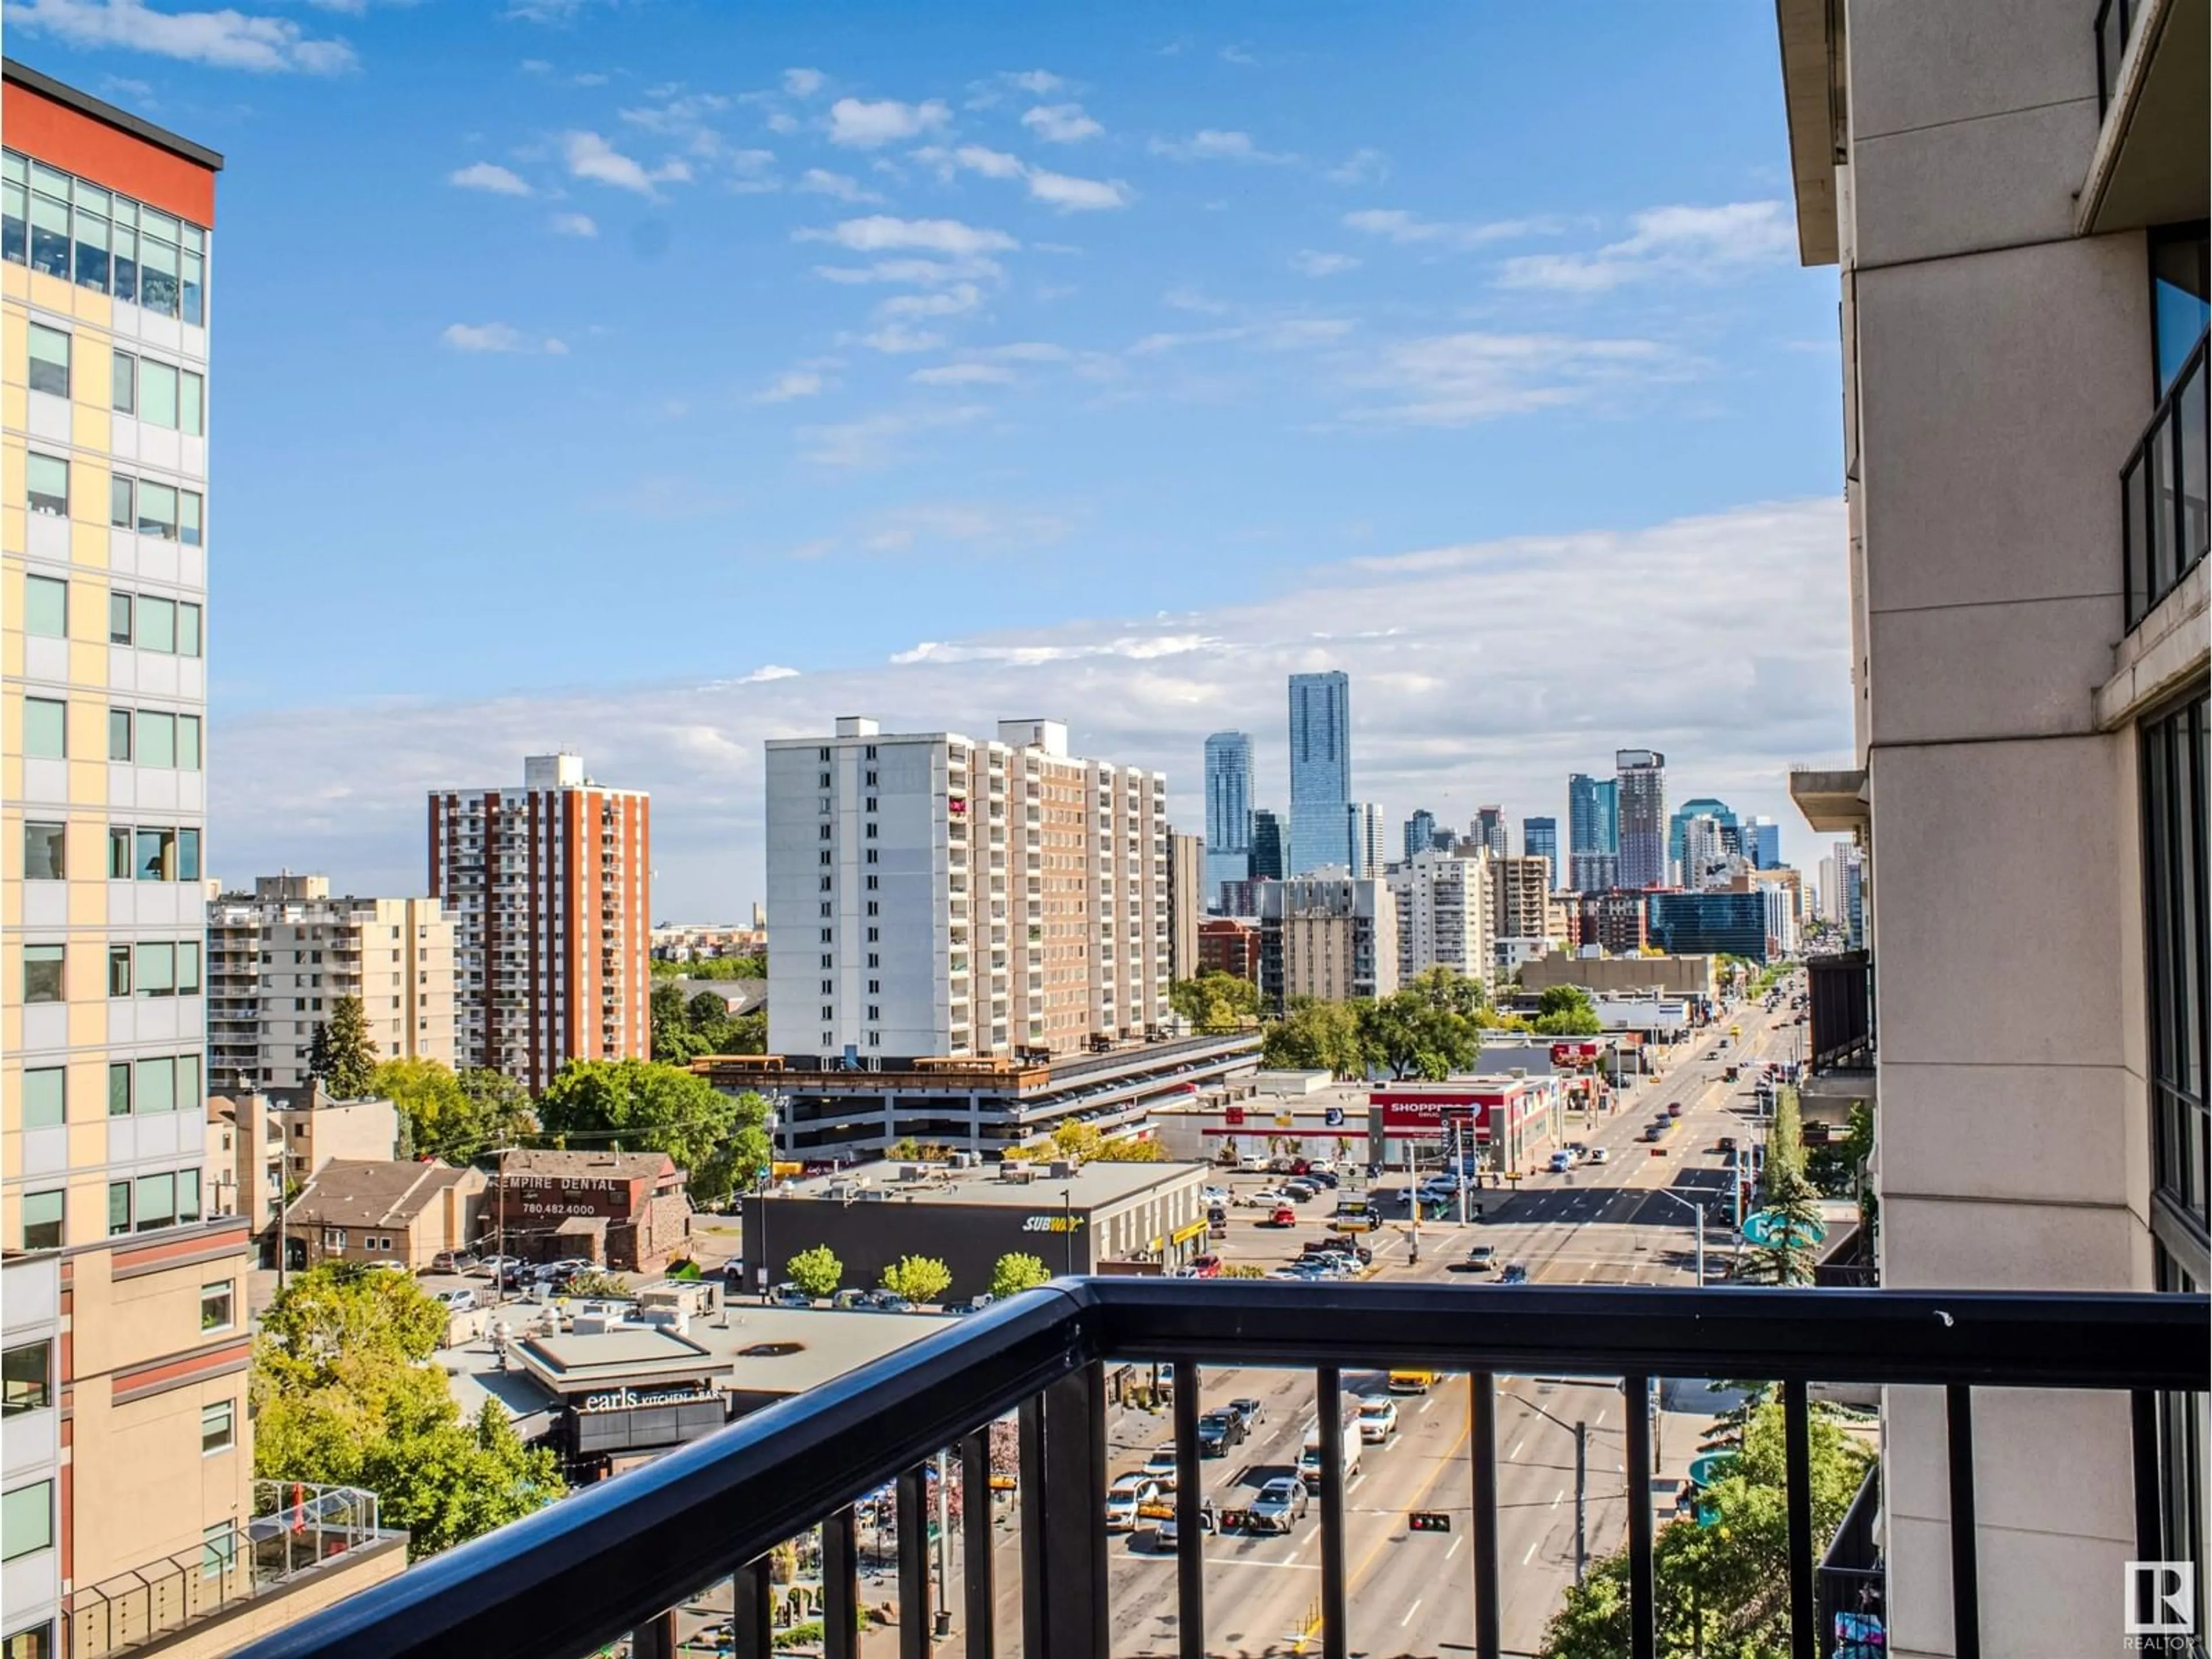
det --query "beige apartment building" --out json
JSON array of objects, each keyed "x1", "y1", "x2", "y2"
[
  {"x1": 1778, "y1": 1, "x2": 2206, "y2": 1653},
  {"x1": 1487, "y1": 852, "x2": 1555, "y2": 948},
  {"x1": 207, "y1": 1084, "x2": 399, "y2": 1247},
  {"x1": 206, "y1": 874, "x2": 456, "y2": 1092},
  {"x1": 1260, "y1": 869, "x2": 1399, "y2": 1007},
  {"x1": 1165, "y1": 830, "x2": 1202, "y2": 982},
  {"x1": 1517, "y1": 949, "x2": 1719, "y2": 1005}
]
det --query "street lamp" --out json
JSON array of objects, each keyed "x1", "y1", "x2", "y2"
[
  {"x1": 1501, "y1": 1385, "x2": 1624, "y2": 1585},
  {"x1": 1642, "y1": 1188, "x2": 1710, "y2": 1287},
  {"x1": 1060, "y1": 1186, "x2": 1075, "y2": 1277}
]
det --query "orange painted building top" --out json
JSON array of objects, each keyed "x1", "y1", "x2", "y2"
[{"x1": 3, "y1": 58, "x2": 221, "y2": 227}]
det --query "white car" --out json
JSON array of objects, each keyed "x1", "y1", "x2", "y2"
[
  {"x1": 1201, "y1": 1186, "x2": 1229, "y2": 1205},
  {"x1": 434, "y1": 1287, "x2": 478, "y2": 1312},
  {"x1": 1588, "y1": 1147, "x2": 1611, "y2": 1165},
  {"x1": 1141, "y1": 1447, "x2": 1179, "y2": 1491},
  {"x1": 1357, "y1": 1397, "x2": 1399, "y2": 1442},
  {"x1": 1105, "y1": 1474, "x2": 1159, "y2": 1533}
]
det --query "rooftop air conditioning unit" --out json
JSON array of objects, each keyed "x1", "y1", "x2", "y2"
[
  {"x1": 1000, "y1": 1164, "x2": 1036, "y2": 1184},
  {"x1": 1048, "y1": 1161, "x2": 1076, "y2": 1180},
  {"x1": 900, "y1": 1163, "x2": 927, "y2": 1181}
]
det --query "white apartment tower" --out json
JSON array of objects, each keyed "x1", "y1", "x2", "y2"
[
  {"x1": 426, "y1": 753, "x2": 651, "y2": 1093},
  {"x1": 206, "y1": 874, "x2": 457, "y2": 1090},
  {"x1": 1387, "y1": 847, "x2": 1495, "y2": 990},
  {"x1": 765, "y1": 717, "x2": 1169, "y2": 1064}
]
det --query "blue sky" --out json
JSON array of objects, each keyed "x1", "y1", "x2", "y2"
[{"x1": 8, "y1": 0, "x2": 1852, "y2": 914}]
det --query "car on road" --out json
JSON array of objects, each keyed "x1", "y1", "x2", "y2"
[
  {"x1": 1387, "y1": 1369, "x2": 1436, "y2": 1394},
  {"x1": 1249, "y1": 1476, "x2": 1309, "y2": 1533},
  {"x1": 1666, "y1": 1101, "x2": 1683, "y2": 1118},
  {"x1": 1715, "y1": 1135, "x2": 1738, "y2": 1153},
  {"x1": 1588, "y1": 1147, "x2": 1611, "y2": 1165},
  {"x1": 1265, "y1": 1206, "x2": 1298, "y2": 1228},
  {"x1": 1155, "y1": 1497, "x2": 1214, "y2": 1549},
  {"x1": 1196, "y1": 1411, "x2": 1244, "y2": 1457},
  {"x1": 1105, "y1": 1474, "x2": 1160, "y2": 1533},
  {"x1": 1357, "y1": 1397, "x2": 1399, "y2": 1442},
  {"x1": 1548, "y1": 1150, "x2": 1575, "y2": 1173},
  {"x1": 1499, "y1": 1262, "x2": 1531, "y2": 1285},
  {"x1": 1141, "y1": 1447, "x2": 1180, "y2": 1490},
  {"x1": 1187, "y1": 1254, "x2": 1223, "y2": 1278},
  {"x1": 1201, "y1": 1185, "x2": 1229, "y2": 1204},
  {"x1": 1641, "y1": 1124, "x2": 1665, "y2": 1142},
  {"x1": 1450, "y1": 1245, "x2": 1498, "y2": 1274},
  {"x1": 1228, "y1": 1396, "x2": 1266, "y2": 1430}
]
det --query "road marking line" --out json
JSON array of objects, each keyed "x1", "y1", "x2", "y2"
[
  {"x1": 1201, "y1": 1558, "x2": 1319, "y2": 1570},
  {"x1": 1522, "y1": 1536, "x2": 1541, "y2": 1565},
  {"x1": 1400, "y1": 1598, "x2": 1422, "y2": 1628},
  {"x1": 1446, "y1": 1532, "x2": 1465, "y2": 1561},
  {"x1": 1507, "y1": 1437, "x2": 1526, "y2": 1461},
  {"x1": 1551, "y1": 1487, "x2": 1565, "y2": 1509},
  {"x1": 1419, "y1": 1395, "x2": 1435, "y2": 1414}
]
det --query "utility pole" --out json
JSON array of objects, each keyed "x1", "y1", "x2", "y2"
[
  {"x1": 1405, "y1": 1137, "x2": 1419, "y2": 1264},
  {"x1": 1574, "y1": 1421, "x2": 1589, "y2": 1584}
]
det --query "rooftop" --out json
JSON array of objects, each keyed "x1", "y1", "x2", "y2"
[
  {"x1": 765, "y1": 1156, "x2": 1205, "y2": 1210},
  {"x1": 2, "y1": 56, "x2": 226, "y2": 171},
  {"x1": 284, "y1": 1159, "x2": 478, "y2": 1229},
  {"x1": 494, "y1": 1149, "x2": 677, "y2": 1184}
]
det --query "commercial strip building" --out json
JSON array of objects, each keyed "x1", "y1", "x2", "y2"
[
  {"x1": 697, "y1": 1030, "x2": 1262, "y2": 1161},
  {"x1": 1776, "y1": 0, "x2": 2207, "y2": 1649},
  {"x1": 766, "y1": 716, "x2": 1169, "y2": 1066},
  {"x1": 206, "y1": 874, "x2": 456, "y2": 1091},
  {"x1": 426, "y1": 752, "x2": 652, "y2": 1093},
  {"x1": 1517, "y1": 948, "x2": 1720, "y2": 1007},
  {"x1": 741, "y1": 1156, "x2": 1213, "y2": 1297},
  {"x1": 1259, "y1": 868, "x2": 1398, "y2": 1007}
]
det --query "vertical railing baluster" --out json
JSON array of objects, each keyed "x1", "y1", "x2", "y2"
[
  {"x1": 733, "y1": 1559, "x2": 773, "y2": 1659},
  {"x1": 961, "y1": 1426, "x2": 997, "y2": 1659},
  {"x1": 628, "y1": 1608, "x2": 676, "y2": 1659},
  {"x1": 1172, "y1": 1360, "x2": 1206, "y2": 1659},
  {"x1": 1945, "y1": 1384, "x2": 1982, "y2": 1659},
  {"x1": 1020, "y1": 1366, "x2": 1109, "y2": 1659},
  {"x1": 1317, "y1": 1366, "x2": 1349, "y2": 1659},
  {"x1": 1469, "y1": 1370, "x2": 1502, "y2": 1659},
  {"x1": 825, "y1": 1506, "x2": 861, "y2": 1659},
  {"x1": 1624, "y1": 1374, "x2": 1656, "y2": 1659},
  {"x1": 897, "y1": 1464, "x2": 931, "y2": 1659},
  {"x1": 2132, "y1": 1389, "x2": 2165, "y2": 1576},
  {"x1": 1782, "y1": 1379, "x2": 1816, "y2": 1659}
]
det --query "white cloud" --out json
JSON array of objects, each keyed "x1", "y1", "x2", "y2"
[
  {"x1": 856, "y1": 324, "x2": 948, "y2": 354},
  {"x1": 563, "y1": 130, "x2": 691, "y2": 196},
  {"x1": 797, "y1": 404, "x2": 987, "y2": 467},
  {"x1": 797, "y1": 168, "x2": 882, "y2": 204},
  {"x1": 813, "y1": 256, "x2": 1007, "y2": 287},
  {"x1": 753, "y1": 370, "x2": 825, "y2": 403},
  {"x1": 207, "y1": 498, "x2": 1850, "y2": 914},
  {"x1": 1147, "y1": 129, "x2": 1291, "y2": 164},
  {"x1": 1323, "y1": 147, "x2": 1388, "y2": 185},
  {"x1": 548, "y1": 211, "x2": 598, "y2": 237},
  {"x1": 5, "y1": 0, "x2": 358, "y2": 72},
  {"x1": 1020, "y1": 103, "x2": 1101, "y2": 143},
  {"x1": 781, "y1": 67, "x2": 825, "y2": 98},
  {"x1": 876, "y1": 283, "x2": 983, "y2": 323},
  {"x1": 450, "y1": 161, "x2": 532, "y2": 196},
  {"x1": 739, "y1": 664, "x2": 801, "y2": 683},
  {"x1": 441, "y1": 322, "x2": 568, "y2": 355},
  {"x1": 1025, "y1": 168, "x2": 1130, "y2": 212},
  {"x1": 1342, "y1": 208, "x2": 1551, "y2": 248},
  {"x1": 828, "y1": 96, "x2": 950, "y2": 147},
  {"x1": 950, "y1": 143, "x2": 1024, "y2": 180},
  {"x1": 1497, "y1": 201, "x2": 1796, "y2": 292},
  {"x1": 1291, "y1": 250, "x2": 1361, "y2": 278},
  {"x1": 797, "y1": 215, "x2": 1018, "y2": 257},
  {"x1": 910, "y1": 362, "x2": 1016, "y2": 386},
  {"x1": 1003, "y1": 69, "x2": 1062, "y2": 94},
  {"x1": 859, "y1": 501, "x2": 1071, "y2": 552},
  {"x1": 619, "y1": 90, "x2": 732, "y2": 135},
  {"x1": 1341, "y1": 331, "x2": 1692, "y2": 426}
]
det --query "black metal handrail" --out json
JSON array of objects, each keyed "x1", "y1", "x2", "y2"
[
  {"x1": 2123, "y1": 330, "x2": 2210, "y2": 630},
  {"x1": 234, "y1": 1279, "x2": 2207, "y2": 1659}
]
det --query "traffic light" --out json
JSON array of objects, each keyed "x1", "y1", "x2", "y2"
[{"x1": 1408, "y1": 1511, "x2": 1452, "y2": 1533}]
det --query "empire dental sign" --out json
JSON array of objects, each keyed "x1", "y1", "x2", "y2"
[{"x1": 505, "y1": 1173, "x2": 640, "y2": 1220}]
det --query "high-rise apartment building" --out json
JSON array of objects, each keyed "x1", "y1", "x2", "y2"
[
  {"x1": 1387, "y1": 849, "x2": 1492, "y2": 991},
  {"x1": 1744, "y1": 815, "x2": 1782, "y2": 870},
  {"x1": 1575, "y1": 889, "x2": 1649, "y2": 955},
  {"x1": 426, "y1": 753, "x2": 651, "y2": 1093},
  {"x1": 206, "y1": 875, "x2": 456, "y2": 1092},
  {"x1": 1521, "y1": 816, "x2": 1558, "y2": 889},
  {"x1": 1778, "y1": 0, "x2": 2207, "y2": 1645},
  {"x1": 2, "y1": 65, "x2": 403, "y2": 1658},
  {"x1": 1257, "y1": 868, "x2": 1397, "y2": 1009},
  {"x1": 1200, "y1": 730, "x2": 1252, "y2": 909},
  {"x1": 1679, "y1": 814, "x2": 1737, "y2": 891},
  {"x1": 1470, "y1": 806, "x2": 1508, "y2": 859},
  {"x1": 1488, "y1": 854, "x2": 1554, "y2": 947},
  {"x1": 1665, "y1": 796, "x2": 1737, "y2": 876},
  {"x1": 1249, "y1": 808, "x2": 1286, "y2": 882},
  {"x1": 1402, "y1": 808, "x2": 1436, "y2": 863},
  {"x1": 1286, "y1": 671, "x2": 1351, "y2": 874},
  {"x1": 1344, "y1": 801, "x2": 1383, "y2": 878},
  {"x1": 765, "y1": 717, "x2": 1168, "y2": 1063},
  {"x1": 1565, "y1": 772, "x2": 1619, "y2": 892},
  {"x1": 1613, "y1": 749, "x2": 1667, "y2": 888},
  {"x1": 1165, "y1": 831, "x2": 1202, "y2": 983}
]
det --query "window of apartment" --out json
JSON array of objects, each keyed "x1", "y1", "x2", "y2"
[
  {"x1": 107, "y1": 1181, "x2": 131, "y2": 1236},
  {"x1": 200, "y1": 1399, "x2": 234, "y2": 1455},
  {"x1": 26, "y1": 453, "x2": 67, "y2": 517},
  {"x1": 23, "y1": 575, "x2": 65, "y2": 638},
  {"x1": 21, "y1": 823, "x2": 65, "y2": 882},
  {"x1": 819, "y1": 851, "x2": 831, "y2": 866},
  {"x1": 821, "y1": 1005, "x2": 834, "y2": 1022},
  {"x1": 112, "y1": 346, "x2": 136, "y2": 412},
  {"x1": 25, "y1": 323, "x2": 69, "y2": 397},
  {"x1": 2142, "y1": 690, "x2": 2209, "y2": 1247},
  {"x1": 21, "y1": 1070, "x2": 63, "y2": 1131},
  {"x1": 137, "y1": 1171, "x2": 176, "y2": 1231},
  {"x1": 22, "y1": 698, "x2": 65, "y2": 759},
  {"x1": 202, "y1": 1522, "x2": 237, "y2": 1584},
  {"x1": 107, "y1": 945, "x2": 132, "y2": 998},
  {"x1": 2, "y1": 1481, "x2": 53, "y2": 1562},
  {"x1": 108, "y1": 707, "x2": 132, "y2": 762},
  {"x1": 108, "y1": 1063, "x2": 132, "y2": 1119},
  {"x1": 201, "y1": 1279, "x2": 234, "y2": 1333},
  {"x1": 820, "y1": 823, "x2": 832, "y2": 839},
  {"x1": 109, "y1": 474, "x2": 132, "y2": 530},
  {"x1": 136, "y1": 1056, "x2": 184, "y2": 1116},
  {"x1": 19, "y1": 1192, "x2": 62, "y2": 1253},
  {"x1": 21, "y1": 945, "x2": 63, "y2": 1005},
  {"x1": 1, "y1": 1343, "x2": 50, "y2": 1416},
  {"x1": 2153, "y1": 224, "x2": 2210, "y2": 394}
]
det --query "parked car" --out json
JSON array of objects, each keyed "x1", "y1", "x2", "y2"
[
  {"x1": 1282, "y1": 1179, "x2": 1319, "y2": 1200},
  {"x1": 473, "y1": 1254, "x2": 521, "y2": 1279},
  {"x1": 770, "y1": 1284, "x2": 815, "y2": 1309},
  {"x1": 1105, "y1": 1474, "x2": 1160, "y2": 1533},
  {"x1": 832, "y1": 1289, "x2": 869, "y2": 1310},
  {"x1": 1266, "y1": 1206, "x2": 1298, "y2": 1228},
  {"x1": 1187, "y1": 1254, "x2": 1223, "y2": 1278},
  {"x1": 431, "y1": 1250, "x2": 479, "y2": 1275},
  {"x1": 1236, "y1": 1153, "x2": 1270, "y2": 1172},
  {"x1": 1305, "y1": 1168, "x2": 1340, "y2": 1188},
  {"x1": 433, "y1": 1287, "x2": 478, "y2": 1312},
  {"x1": 1249, "y1": 1476, "x2": 1309, "y2": 1533},
  {"x1": 1357, "y1": 1397, "x2": 1399, "y2": 1442},
  {"x1": 365, "y1": 1259, "x2": 409, "y2": 1274},
  {"x1": 868, "y1": 1291, "x2": 914, "y2": 1314}
]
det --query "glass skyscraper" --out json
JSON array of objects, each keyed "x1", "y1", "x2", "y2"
[
  {"x1": 1523, "y1": 816, "x2": 1559, "y2": 889},
  {"x1": 1667, "y1": 796, "x2": 1738, "y2": 873},
  {"x1": 1251, "y1": 809, "x2": 1286, "y2": 881},
  {"x1": 1746, "y1": 815, "x2": 1782, "y2": 869},
  {"x1": 1403, "y1": 808, "x2": 1437, "y2": 862},
  {"x1": 1287, "y1": 671, "x2": 1351, "y2": 874},
  {"x1": 1566, "y1": 772, "x2": 1620, "y2": 888},
  {"x1": 1202, "y1": 731, "x2": 1253, "y2": 906}
]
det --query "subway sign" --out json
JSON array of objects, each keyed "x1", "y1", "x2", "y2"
[{"x1": 1021, "y1": 1214, "x2": 1087, "y2": 1233}]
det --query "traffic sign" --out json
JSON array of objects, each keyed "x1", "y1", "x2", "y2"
[
  {"x1": 1741, "y1": 1209, "x2": 1827, "y2": 1248},
  {"x1": 1408, "y1": 1511, "x2": 1452, "y2": 1533},
  {"x1": 1687, "y1": 1450, "x2": 1737, "y2": 1488}
]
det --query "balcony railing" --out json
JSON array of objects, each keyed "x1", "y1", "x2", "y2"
[
  {"x1": 2123, "y1": 330, "x2": 2210, "y2": 630},
  {"x1": 1806, "y1": 949, "x2": 1874, "y2": 1072},
  {"x1": 234, "y1": 1280, "x2": 2201, "y2": 1659},
  {"x1": 2093, "y1": 0, "x2": 2141, "y2": 116}
]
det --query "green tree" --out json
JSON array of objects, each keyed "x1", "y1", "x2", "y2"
[
  {"x1": 1541, "y1": 1402, "x2": 1871, "y2": 1659},
  {"x1": 536, "y1": 1060, "x2": 767, "y2": 1206},
  {"x1": 651, "y1": 981, "x2": 703, "y2": 1063},
  {"x1": 1361, "y1": 968, "x2": 1487, "y2": 1080},
  {"x1": 308, "y1": 995, "x2": 378, "y2": 1100},
  {"x1": 1050, "y1": 1120, "x2": 1103, "y2": 1161},
  {"x1": 370, "y1": 1059, "x2": 536, "y2": 1164},
  {"x1": 650, "y1": 954, "x2": 766, "y2": 980},
  {"x1": 1169, "y1": 971, "x2": 1261, "y2": 1034},
  {"x1": 1760, "y1": 1087, "x2": 1806, "y2": 1200},
  {"x1": 457, "y1": 1066, "x2": 537, "y2": 1143},
  {"x1": 1260, "y1": 997, "x2": 1370, "y2": 1078},
  {"x1": 1532, "y1": 985, "x2": 1605, "y2": 1035},
  {"x1": 785, "y1": 1245, "x2": 843, "y2": 1299},
  {"x1": 880, "y1": 1255, "x2": 953, "y2": 1304},
  {"x1": 990, "y1": 1252, "x2": 1052, "y2": 1298},
  {"x1": 1088, "y1": 1137, "x2": 1162, "y2": 1162}
]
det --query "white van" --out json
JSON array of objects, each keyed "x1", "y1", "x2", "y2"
[{"x1": 1297, "y1": 1414, "x2": 1363, "y2": 1491}]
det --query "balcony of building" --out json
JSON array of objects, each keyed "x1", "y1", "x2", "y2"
[
  {"x1": 1801, "y1": 950, "x2": 1876, "y2": 1143},
  {"x1": 234, "y1": 1280, "x2": 2200, "y2": 1659},
  {"x1": 68, "y1": 1483, "x2": 406, "y2": 1659},
  {"x1": 2085, "y1": 0, "x2": 2207, "y2": 233}
]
